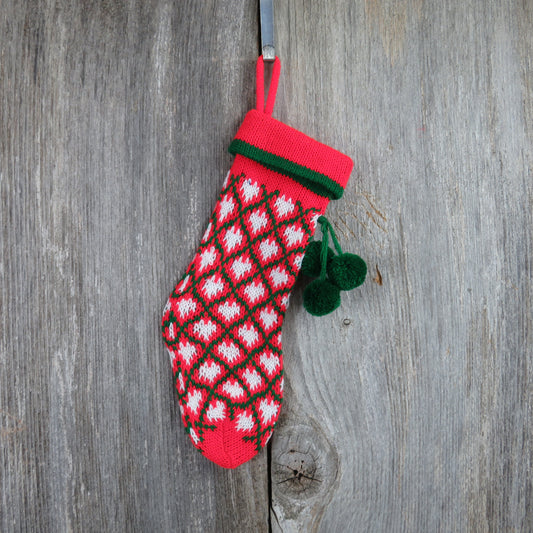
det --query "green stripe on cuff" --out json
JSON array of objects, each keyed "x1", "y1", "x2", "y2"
[{"x1": 228, "y1": 139, "x2": 344, "y2": 200}]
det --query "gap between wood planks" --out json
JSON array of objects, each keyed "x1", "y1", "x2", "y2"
[{"x1": 267, "y1": 440, "x2": 273, "y2": 533}]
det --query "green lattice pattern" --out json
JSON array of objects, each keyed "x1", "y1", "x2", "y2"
[{"x1": 162, "y1": 172, "x2": 319, "y2": 451}]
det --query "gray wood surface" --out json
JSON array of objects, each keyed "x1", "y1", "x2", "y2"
[{"x1": 1, "y1": 1, "x2": 531, "y2": 532}]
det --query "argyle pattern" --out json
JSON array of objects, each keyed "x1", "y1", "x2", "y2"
[{"x1": 162, "y1": 171, "x2": 319, "y2": 467}]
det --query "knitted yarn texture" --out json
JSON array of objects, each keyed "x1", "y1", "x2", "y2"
[{"x1": 161, "y1": 57, "x2": 353, "y2": 468}]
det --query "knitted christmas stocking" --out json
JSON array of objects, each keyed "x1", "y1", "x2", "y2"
[{"x1": 161, "y1": 57, "x2": 353, "y2": 468}]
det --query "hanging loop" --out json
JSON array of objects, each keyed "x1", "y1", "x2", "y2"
[{"x1": 256, "y1": 55, "x2": 281, "y2": 116}]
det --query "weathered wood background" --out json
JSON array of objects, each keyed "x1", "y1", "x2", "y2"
[{"x1": 1, "y1": 1, "x2": 532, "y2": 531}]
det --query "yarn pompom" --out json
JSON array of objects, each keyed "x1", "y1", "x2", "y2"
[
  {"x1": 300, "y1": 241, "x2": 334, "y2": 278},
  {"x1": 303, "y1": 279, "x2": 341, "y2": 316},
  {"x1": 327, "y1": 253, "x2": 367, "y2": 290}
]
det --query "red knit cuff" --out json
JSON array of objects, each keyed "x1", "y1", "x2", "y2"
[{"x1": 228, "y1": 110, "x2": 353, "y2": 200}]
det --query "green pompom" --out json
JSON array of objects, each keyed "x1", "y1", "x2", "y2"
[
  {"x1": 303, "y1": 279, "x2": 341, "y2": 316},
  {"x1": 300, "y1": 241, "x2": 334, "y2": 278},
  {"x1": 327, "y1": 253, "x2": 367, "y2": 290}
]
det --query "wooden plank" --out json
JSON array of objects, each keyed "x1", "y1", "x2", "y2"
[
  {"x1": 0, "y1": 2, "x2": 268, "y2": 532},
  {"x1": 1, "y1": 0, "x2": 532, "y2": 532},
  {"x1": 271, "y1": 0, "x2": 533, "y2": 532}
]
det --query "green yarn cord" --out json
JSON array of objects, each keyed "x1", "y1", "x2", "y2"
[
  {"x1": 316, "y1": 215, "x2": 344, "y2": 277},
  {"x1": 303, "y1": 216, "x2": 344, "y2": 316},
  {"x1": 317, "y1": 216, "x2": 343, "y2": 255},
  {"x1": 318, "y1": 218, "x2": 329, "y2": 281},
  {"x1": 301, "y1": 241, "x2": 334, "y2": 278}
]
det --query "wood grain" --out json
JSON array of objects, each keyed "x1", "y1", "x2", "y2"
[
  {"x1": 0, "y1": 2, "x2": 267, "y2": 532},
  {"x1": 1, "y1": 1, "x2": 532, "y2": 532}
]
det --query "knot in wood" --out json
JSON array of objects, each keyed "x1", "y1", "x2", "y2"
[
  {"x1": 274, "y1": 448, "x2": 321, "y2": 496},
  {"x1": 272, "y1": 421, "x2": 338, "y2": 506}
]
